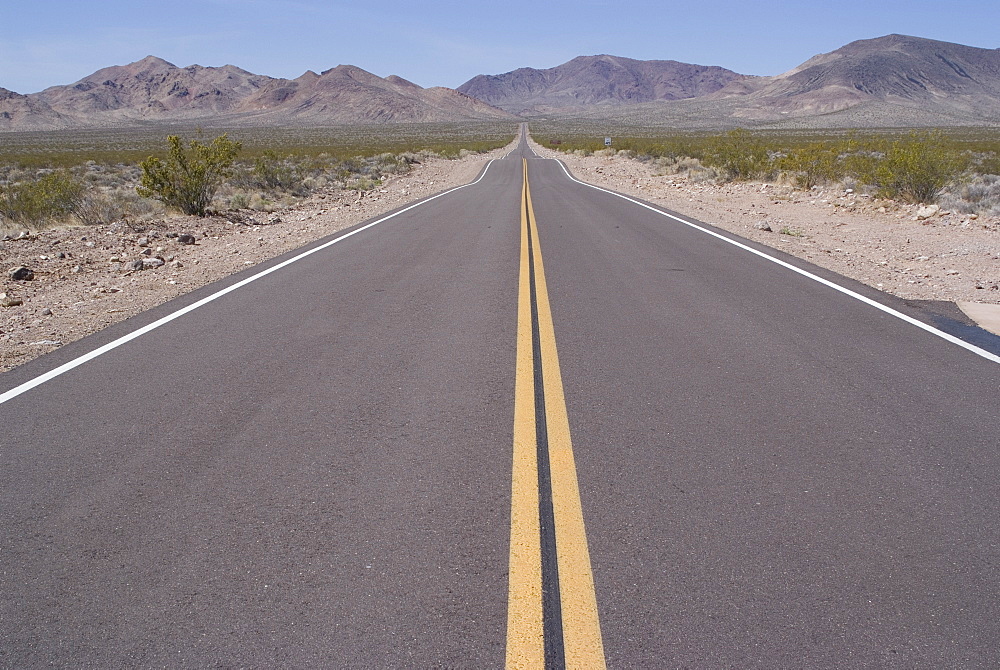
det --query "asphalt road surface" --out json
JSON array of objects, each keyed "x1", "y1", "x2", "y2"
[{"x1": 2, "y1": 129, "x2": 999, "y2": 668}]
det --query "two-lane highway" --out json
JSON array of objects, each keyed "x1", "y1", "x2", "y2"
[{"x1": 2, "y1": 128, "x2": 999, "y2": 667}]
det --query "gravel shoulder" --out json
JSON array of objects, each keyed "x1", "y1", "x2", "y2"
[
  {"x1": 530, "y1": 140, "x2": 1000, "y2": 330},
  {"x1": 0, "y1": 147, "x2": 511, "y2": 373}
]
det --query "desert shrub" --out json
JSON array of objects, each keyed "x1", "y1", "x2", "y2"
[
  {"x1": 123, "y1": 191, "x2": 161, "y2": 218},
  {"x1": 679, "y1": 157, "x2": 710, "y2": 175},
  {"x1": 650, "y1": 156, "x2": 678, "y2": 174},
  {"x1": 973, "y1": 152, "x2": 1000, "y2": 177},
  {"x1": 0, "y1": 170, "x2": 85, "y2": 226},
  {"x1": 302, "y1": 175, "x2": 329, "y2": 191},
  {"x1": 347, "y1": 176, "x2": 380, "y2": 191},
  {"x1": 74, "y1": 189, "x2": 142, "y2": 226},
  {"x1": 938, "y1": 174, "x2": 1000, "y2": 216},
  {"x1": 704, "y1": 129, "x2": 771, "y2": 181},
  {"x1": 324, "y1": 153, "x2": 410, "y2": 187},
  {"x1": 857, "y1": 132, "x2": 967, "y2": 203},
  {"x1": 249, "y1": 193, "x2": 276, "y2": 212},
  {"x1": 653, "y1": 156, "x2": 711, "y2": 178},
  {"x1": 652, "y1": 156, "x2": 679, "y2": 175},
  {"x1": 779, "y1": 143, "x2": 846, "y2": 189},
  {"x1": 377, "y1": 153, "x2": 410, "y2": 175},
  {"x1": 687, "y1": 164, "x2": 722, "y2": 183},
  {"x1": 252, "y1": 152, "x2": 296, "y2": 190},
  {"x1": 78, "y1": 162, "x2": 130, "y2": 190},
  {"x1": 137, "y1": 134, "x2": 242, "y2": 216},
  {"x1": 334, "y1": 158, "x2": 363, "y2": 183},
  {"x1": 247, "y1": 150, "x2": 305, "y2": 193},
  {"x1": 228, "y1": 193, "x2": 251, "y2": 210}
]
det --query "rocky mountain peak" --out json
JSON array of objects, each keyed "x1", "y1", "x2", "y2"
[{"x1": 457, "y1": 54, "x2": 747, "y2": 113}]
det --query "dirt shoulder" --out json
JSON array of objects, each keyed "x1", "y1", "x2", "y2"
[
  {"x1": 0, "y1": 147, "x2": 510, "y2": 373},
  {"x1": 531, "y1": 141, "x2": 1000, "y2": 314}
]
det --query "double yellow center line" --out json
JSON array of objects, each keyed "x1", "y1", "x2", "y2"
[{"x1": 507, "y1": 159, "x2": 606, "y2": 668}]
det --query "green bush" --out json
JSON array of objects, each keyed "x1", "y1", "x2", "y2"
[
  {"x1": 137, "y1": 134, "x2": 242, "y2": 216},
  {"x1": 860, "y1": 132, "x2": 967, "y2": 203},
  {"x1": 778, "y1": 143, "x2": 846, "y2": 189},
  {"x1": 704, "y1": 129, "x2": 771, "y2": 181},
  {"x1": 0, "y1": 171, "x2": 85, "y2": 226}
]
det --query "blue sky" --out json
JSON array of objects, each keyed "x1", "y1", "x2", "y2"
[{"x1": 1, "y1": 0, "x2": 997, "y2": 94}]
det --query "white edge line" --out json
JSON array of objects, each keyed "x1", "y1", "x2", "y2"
[
  {"x1": 553, "y1": 159, "x2": 1000, "y2": 366},
  {"x1": 0, "y1": 160, "x2": 500, "y2": 405}
]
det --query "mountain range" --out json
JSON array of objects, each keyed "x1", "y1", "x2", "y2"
[
  {"x1": 2, "y1": 34, "x2": 999, "y2": 131},
  {"x1": 456, "y1": 55, "x2": 746, "y2": 114},
  {"x1": 458, "y1": 35, "x2": 1000, "y2": 127},
  {"x1": 0, "y1": 57, "x2": 515, "y2": 131},
  {"x1": 709, "y1": 34, "x2": 1000, "y2": 122}
]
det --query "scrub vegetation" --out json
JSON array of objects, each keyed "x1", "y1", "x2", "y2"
[
  {"x1": 137, "y1": 134, "x2": 243, "y2": 217},
  {"x1": 535, "y1": 127, "x2": 1000, "y2": 209},
  {"x1": 0, "y1": 123, "x2": 515, "y2": 230}
]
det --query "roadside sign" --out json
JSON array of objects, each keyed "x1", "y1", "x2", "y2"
[{"x1": 604, "y1": 137, "x2": 612, "y2": 146}]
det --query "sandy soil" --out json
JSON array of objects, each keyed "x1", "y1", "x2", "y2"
[
  {"x1": 0, "y1": 147, "x2": 508, "y2": 372},
  {"x1": 531, "y1": 142, "x2": 1000, "y2": 304},
  {"x1": 3, "y1": 140, "x2": 999, "y2": 373}
]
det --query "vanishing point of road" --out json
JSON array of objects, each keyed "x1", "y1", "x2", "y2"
[{"x1": 2, "y1": 127, "x2": 999, "y2": 668}]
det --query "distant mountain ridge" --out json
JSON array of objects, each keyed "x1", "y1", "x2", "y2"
[
  {"x1": 0, "y1": 57, "x2": 515, "y2": 131},
  {"x1": 0, "y1": 86, "x2": 66, "y2": 128},
  {"x1": 707, "y1": 34, "x2": 1000, "y2": 119},
  {"x1": 3, "y1": 34, "x2": 1000, "y2": 131},
  {"x1": 456, "y1": 55, "x2": 747, "y2": 114},
  {"x1": 456, "y1": 35, "x2": 1000, "y2": 126}
]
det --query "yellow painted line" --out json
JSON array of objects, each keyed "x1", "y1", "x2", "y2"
[
  {"x1": 524, "y1": 166, "x2": 607, "y2": 669},
  {"x1": 506, "y1": 160, "x2": 545, "y2": 668},
  {"x1": 506, "y1": 159, "x2": 606, "y2": 668}
]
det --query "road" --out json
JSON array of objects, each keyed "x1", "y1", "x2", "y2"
[{"x1": 2, "y1": 128, "x2": 999, "y2": 668}]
